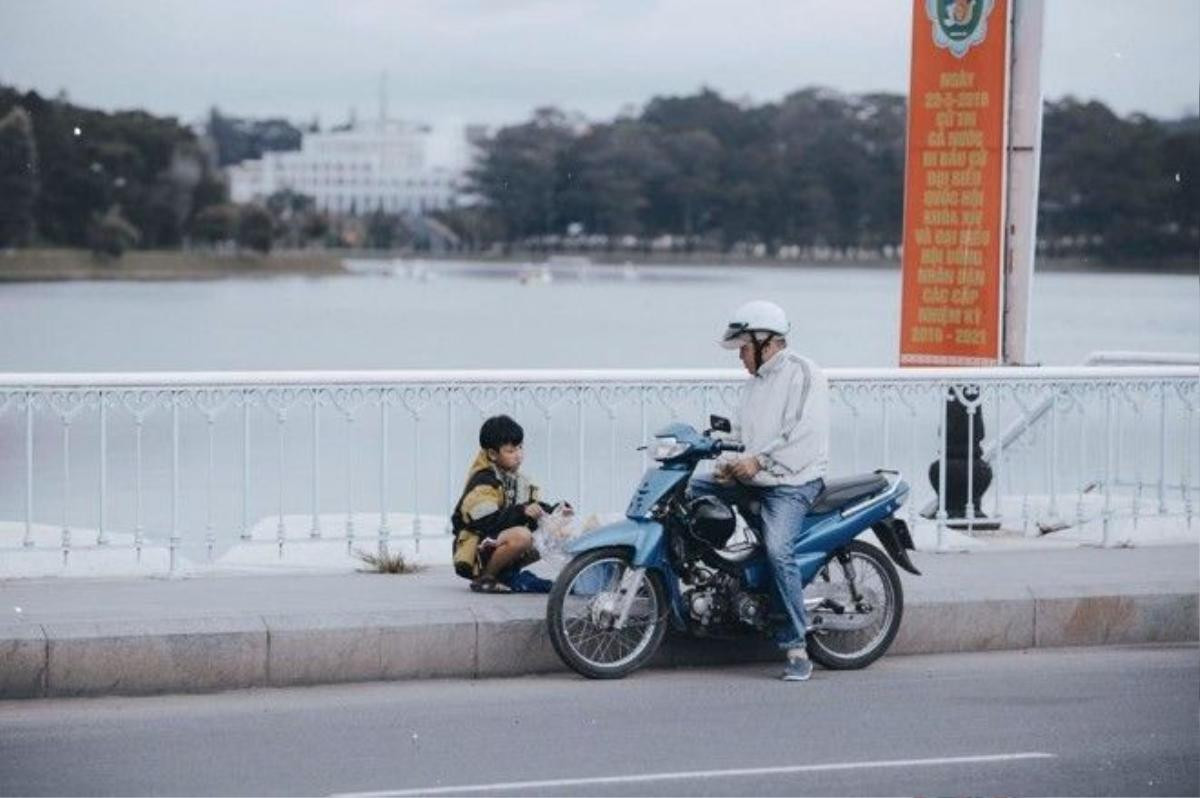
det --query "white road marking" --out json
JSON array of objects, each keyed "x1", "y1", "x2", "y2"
[{"x1": 334, "y1": 751, "x2": 1057, "y2": 796}]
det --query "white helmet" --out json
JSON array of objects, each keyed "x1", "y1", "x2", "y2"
[{"x1": 719, "y1": 300, "x2": 790, "y2": 349}]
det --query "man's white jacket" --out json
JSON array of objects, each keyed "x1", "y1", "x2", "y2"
[{"x1": 735, "y1": 348, "x2": 830, "y2": 487}]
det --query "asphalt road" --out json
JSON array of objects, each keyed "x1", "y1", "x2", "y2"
[{"x1": 1, "y1": 645, "x2": 1196, "y2": 797}]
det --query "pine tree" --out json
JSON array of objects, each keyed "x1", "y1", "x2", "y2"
[{"x1": 0, "y1": 106, "x2": 39, "y2": 246}]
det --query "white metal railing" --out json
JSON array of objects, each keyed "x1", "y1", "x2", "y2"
[
  {"x1": 917, "y1": 351, "x2": 1200, "y2": 518},
  {"x1": 0, "y1": 365, "x2": 1196, "y2": 574}
]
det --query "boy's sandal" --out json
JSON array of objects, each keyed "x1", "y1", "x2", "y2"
[{"x1": 469, "y1": 576, "x2": 512, "y2": 594}]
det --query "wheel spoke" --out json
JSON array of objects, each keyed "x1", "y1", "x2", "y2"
[
  {"x1": 555, "y1": 555, "x2": 664, "y2": 671},
  {"x1": 809, "y1": 549, "x2": 896, "y2": 661},
  {"x1": 595, "y1": 630, "x2": 619, "y2": 663}
]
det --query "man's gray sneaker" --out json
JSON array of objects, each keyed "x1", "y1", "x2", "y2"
[{"x1": 782, "y1": 650, "x2": 813, "y2": 681}]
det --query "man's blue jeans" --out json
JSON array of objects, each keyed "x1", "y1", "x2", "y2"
[{"x1": 688, "y1": 474, "x2": 824, "y2": 650}]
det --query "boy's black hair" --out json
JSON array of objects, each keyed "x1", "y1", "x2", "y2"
[{"x1": 479, "y1": 414, "x2": 524, "y2": 451}]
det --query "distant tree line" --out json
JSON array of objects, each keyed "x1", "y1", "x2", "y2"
[
  {"x1": 0, "y1": 87, "x2": 324, "y2": 257},
  {"x1": 1, "y1": 83, "x2": 1196, "y2": 263},
  {"x1": 0, "y1": 85, "x2": 227, "y2": 254},
  {"x1": 453, "y1": 88, "x2": 1198, "y2": 261}
]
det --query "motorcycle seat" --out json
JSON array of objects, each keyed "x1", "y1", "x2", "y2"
[{"x1": 810, "y1": 473, "x2": 889, "y2": 514}]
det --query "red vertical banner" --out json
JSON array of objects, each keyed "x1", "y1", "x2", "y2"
[{"x1": 899, "y1": 0, "x2": 1010, "y2": 366}]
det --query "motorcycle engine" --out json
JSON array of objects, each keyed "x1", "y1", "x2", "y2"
[
  {"x1": 732, "y1": 591, "x2": 768, "y2": 629},
  {"x1": 684, "y1": 567, "x2": 767, "y2": 630},
  {"x1": 687, "y1": 587, "x2": 725, "y2": 627}
]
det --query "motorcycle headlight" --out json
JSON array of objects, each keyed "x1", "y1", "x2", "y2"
[{"x1": 650, "y1": 436, "x2": 690, "y2": 461}]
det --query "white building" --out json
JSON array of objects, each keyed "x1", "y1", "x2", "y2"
[{"x1": 227, "y1": 119, "x2": 461, "y2": 215}]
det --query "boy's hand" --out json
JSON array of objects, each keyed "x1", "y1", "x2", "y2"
[
  {"x1": 524, "y1": 503, "x2": 545, "y2": 520},
  {"x1": 713, "y1": 461, "x2": 735, "y2": 484}
]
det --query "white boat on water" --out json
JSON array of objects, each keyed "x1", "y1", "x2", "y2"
[
  {"x1": 546, "y1": 255, "x2": 592, "y2": 267},
  {"x1": 342, "y1": 258, "x2": 433, "y2": 280},
  {"x1": 342, "y1": 258, "x2": 400, "y2": 277},
  {"x1": 518, "y1": 263, "x2": 553, "y2": 284}
]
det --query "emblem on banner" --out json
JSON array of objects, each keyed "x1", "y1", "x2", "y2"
[{"x1": 925, "y1": 0, "x2": 996, "y2": 58}]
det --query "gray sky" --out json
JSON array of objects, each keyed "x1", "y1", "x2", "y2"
[{"x1": 2, "y1": 0, "x2": 1197, "y2": 164}]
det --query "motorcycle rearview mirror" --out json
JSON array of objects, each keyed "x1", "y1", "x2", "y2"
[{"x1": 708, "y1": 415, "x2": 732, "y2": 434}]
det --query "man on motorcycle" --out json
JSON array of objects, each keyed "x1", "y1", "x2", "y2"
[{"x1": 689, "y1": 300, "x2": 830, "y2": 681}]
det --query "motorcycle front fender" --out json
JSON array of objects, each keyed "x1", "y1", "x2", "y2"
[{"x1": 563, "y1": 518, "x2": 669, "y2": 570}]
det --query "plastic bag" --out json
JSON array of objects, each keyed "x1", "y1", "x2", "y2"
[{"x1": 533, "y1": 504, "x2": 577, "y2": 559}]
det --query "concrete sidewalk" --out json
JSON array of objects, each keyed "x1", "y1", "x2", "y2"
[{"x1": 1, "y1": 545, "x2": 1196, "y2": 699}]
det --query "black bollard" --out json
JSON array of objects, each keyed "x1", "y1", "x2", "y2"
[{"x1": 927, "y1": 387, "x2": 1001, "y2": 530}]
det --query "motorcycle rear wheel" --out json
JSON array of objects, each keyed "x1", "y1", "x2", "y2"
[
  {"x1": 806, "y1": 539, "x2": 903, "y2": 670},
  {"x1": 546, "y1": 547, "x2": 669, "y2": 679}
]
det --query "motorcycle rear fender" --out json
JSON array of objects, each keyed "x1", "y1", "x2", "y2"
[{"x1": 872, "y1": 517, "x2": 921, "y2": 575}]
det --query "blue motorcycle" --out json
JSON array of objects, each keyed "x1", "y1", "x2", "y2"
[{"x1": 546, "y1": 417, "x2": 920, "y2": 679}]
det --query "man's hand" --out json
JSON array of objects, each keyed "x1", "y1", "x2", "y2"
[
  {"x1": 524, "y1": 503, "x2": 545, "y2": 520},
  {"x1": 729, "y1": 455, "x2": 761, "y2": 482},
  {"x1": 713, "y1": 461, "x2": 735, "y2": 484}
]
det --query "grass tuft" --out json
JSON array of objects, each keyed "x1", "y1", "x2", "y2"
[{"x1": 354, "y1": 548, "x2": 425, "y2": 574}]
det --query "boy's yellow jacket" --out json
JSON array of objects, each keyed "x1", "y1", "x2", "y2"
[{"x1": 450, "y1": 449, "x2": 548, "y2": 578}]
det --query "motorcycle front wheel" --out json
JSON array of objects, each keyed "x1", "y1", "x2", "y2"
[
  {"x1": 805, "y1": 539, "x2": 904, "y2": 670},
  {"x1": 546, "y1": 547, "x2": 668, "y2": 679}
]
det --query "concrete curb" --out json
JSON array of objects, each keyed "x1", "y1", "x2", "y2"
[{"x1": 1, "y1": 585, "x2": 1195, "y2": 699}]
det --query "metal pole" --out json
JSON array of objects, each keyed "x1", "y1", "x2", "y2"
[
  {"x1": 851, "y1": 405, "x2": 860, "y2": 474},
  {"x1": 311, "y1": 394, "x2": 321, "y2": 538},
  {"x1": 1046, "y1": 392, "x2": 1058, "y2": 527},
  {"x1": 880, "y1": 393, "x2": 890, "y2": 469},
  {"x1": 907, "y1": 400, "x2": 918, "y2": 531},
  {"x1": 992, "y1": 387, "x2": 1003, "y2": 521},
  {"x1": 97, "y1": 392, "x2": 107, "y2": 546},
  {"x1": 936, "y1": 390, "x2": 948, "y2": 551},
  {"x1": 277, "y1": 409, "x2": 287, "y2": 559},
  {"x1": 345, "y1": 411, "x2": 355, "y2": 549},
  {"x1": 545, "y1": 410, "x2": 554, "y2": 492},
  {"x1": 412, "y1": 411, "x2": 422, "y2": 552},
  {"x1": 135, "y1": 415, "x2": 144, "y2": 560},
  {"x1": 379, "y1": 399, "x2": 390, "y2": 558},
  {"x1": 1102, "y1": 390, "x2": 1114, "y2": 547},
  {"x1": 23, "y1": 394, "x2": 33, "y2": 548},
  {"x1": 446, "y1": 396, "x2": 455, "y2": 534},
  {"x1": 1184, "y1": 404, "x2": 1195, "y2": 529},
  {"x1": 965, "y1": 402, "x2": 976, "y2": 525},
  {"x1": 241, "y1": 399, "x2": 251, "y2": 541},
  {"x1": 206, "y1": 413, "x2": 215, "y2": 561},
  {"x1": 639, "y1": 389, "x2": 648, "y2": 473},
  {"x1": 61, "y1": 414, "x2": 71, "y2": 566},
  {"x1": 1158, "y1": 384, "x2": 1168, "y2": 515},
  {"x1": 1076, "y1": 398, "x2": 1087, "y2": 529},
  {"x1": 608, "y1": 410, "x2": 617, "y2": 513},
  {"x1": 170, "y1": 396, "x2": 180, "y2": 574},
  {"x1": 1132, "y1": 401, "x2": 1143, "y2": 530},
  {"x1": 1020, "y1": 404, "x2": 1031, "y2": 536},
  {"x1": 1002, "y1": 0, "x2": 1045, "y2": 365},
  {"x1": 577, "y1": 391, "x2": 586, "y2": 509}
]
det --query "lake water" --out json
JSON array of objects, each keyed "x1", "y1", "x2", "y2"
[{"x1": 1, "y1": 261, "x2": 1196, "y2": 372}]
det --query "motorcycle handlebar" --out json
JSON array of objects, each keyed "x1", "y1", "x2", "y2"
[{"x1": 717, "y1": 440, "x2": 745, "y2": 453}]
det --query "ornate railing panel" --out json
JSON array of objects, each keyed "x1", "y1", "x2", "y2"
[{"x1": 0, "y1": 366, "x2": 1195, "y2": 573}]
